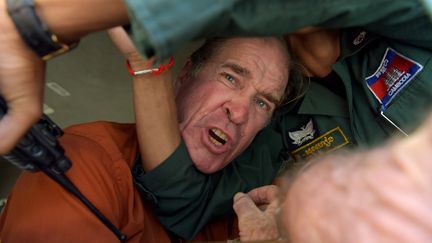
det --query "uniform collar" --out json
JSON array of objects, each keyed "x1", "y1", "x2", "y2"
[
  {"x1": 278, "y1": 28, "x2": 380, "y2": 119},
  {"x1": 296, "y1": 28, "x2": 381, "y2": 118},
  {"x1": 297, "y1": 81, "x2": 349, "y2": 118},
  {"x1": 339, "y1": 28, "x2": 380, "y2": 60}
]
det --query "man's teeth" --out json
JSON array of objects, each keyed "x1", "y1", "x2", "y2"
[
  {"x1": 209, "y1": 128, "x2": 228, "y2": 146},
  {"x1": 210, "y1": 136, "x2": 223, "y2": 146},
  {"x1": 212, "y1": 128, "x2": 228, "y2": 141}
]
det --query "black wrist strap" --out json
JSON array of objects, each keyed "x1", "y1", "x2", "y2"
[{"x1": 6, "y1": 0, "x2": 77, "y2": 60}]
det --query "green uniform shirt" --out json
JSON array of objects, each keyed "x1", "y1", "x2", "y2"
[
  {"x1": 276, "y1": 27, "x2": 432, "y2": 168},
  {"x1": 133, "y1": 128, "x2": 283, "y2": 239},
  {"x1": 127, "y1": 0, "x2": 432, "y2": 239},
  {"x1": 125, "y1": 0, "x2": 431, "y2": 61}
]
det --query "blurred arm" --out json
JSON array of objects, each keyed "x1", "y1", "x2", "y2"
[
  {"x1": 0, "y1": 0, "x2": 128, "y2": 154},
  {"x1": 282, "y1": 115, "x2": 432, "y2": 243}
]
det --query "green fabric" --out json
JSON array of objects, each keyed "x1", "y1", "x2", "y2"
[
  {"x1": 335, "y1": 30, "x2": 432, "y2": 145},
  {"x1": 422, "y1": 0, "x2": 432, "y2": 17},
  {"x1": 276, "y1": 26, "x2": 432, "y2": 168},
  {"x1": 298, "y1": 82, "x2": 349, "y2": 118},
  {"x1": 273, "y1": 82, "x2": 356, "y2": 169},
  {"x1": 126, "y1": 0, "x2": 432, "y2": 239},
  {"x1": 124, "y1": 0, "x2": 238, "y2": 60},
  {"x1": 134, "y1": 129, "x2": 283, "y2": 239},
  {"x1": 125, "y1": 0, "x2": 430, "y2": 61}
]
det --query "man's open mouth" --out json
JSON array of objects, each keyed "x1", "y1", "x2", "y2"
[{"x1": 209, "y1": 128, "x2": 228, "y2": 146}]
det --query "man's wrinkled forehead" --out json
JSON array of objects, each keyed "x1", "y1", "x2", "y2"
[
  {"x1": 214, "y1": 38, "x2": 289, "y2": 93},
  {"x1": 222, "y1": 61, "x2": 285, "y2": 103}
]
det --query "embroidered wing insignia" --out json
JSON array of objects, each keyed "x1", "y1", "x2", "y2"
[{"x1": 289, "y1": 119, "x2": 315, "y2": 146}]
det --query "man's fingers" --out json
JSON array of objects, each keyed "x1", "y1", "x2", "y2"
[
  {"x1": 248, "y1": 185, "x2": 280, "y2": 205},
  {"x1": 234, "y1": 192, "x2": 280, "y2": 242},
  {"x1": 233, "y1": 192, "x2": 262, "y2": 218}
]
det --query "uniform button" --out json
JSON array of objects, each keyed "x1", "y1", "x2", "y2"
[
  {"x1": 134, "y1": 164, "x2": 145, "y2": 177},
  {"x1": 353, "y1": 31, "x2": 366, "y2": 45}
]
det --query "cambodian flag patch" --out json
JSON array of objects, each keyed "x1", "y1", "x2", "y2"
[{"x1": 366, "y1": 48, "x2": 423, "y2": 111}]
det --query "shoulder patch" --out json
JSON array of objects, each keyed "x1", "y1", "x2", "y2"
[{"x1": 366, "y1": 47, "x2": 423, "y2": 111}]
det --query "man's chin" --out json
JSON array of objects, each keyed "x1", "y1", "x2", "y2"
[
  {"x1": 192, "y1": 155, "x2": 231, "y2": 174},
  {"x1": 193, "y1": 161, "x2": 218, "y2": 174}
]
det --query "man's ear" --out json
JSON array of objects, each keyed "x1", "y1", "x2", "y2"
[{"x1": 174, "y1": 59, "x2": 194, "y2": 92}]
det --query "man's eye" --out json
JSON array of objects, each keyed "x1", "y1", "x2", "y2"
[
  {"x1": 255, "y1": 98, "x2": 269, "y2": 110},
  {"x1": 224, "y1": 74, "x2": 236, "y2": 84}
]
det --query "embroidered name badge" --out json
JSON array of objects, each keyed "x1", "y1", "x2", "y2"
[
  {"x1": 290, "y1": 127, "x2": 349, "y2": 161},
  {"x1": 366, "y1": 48, "x2": 423, "y2": 111}
]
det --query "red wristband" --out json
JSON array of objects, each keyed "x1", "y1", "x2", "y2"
[{"x1": 126, "y1": 57, "x2": 174, "y2": 76}]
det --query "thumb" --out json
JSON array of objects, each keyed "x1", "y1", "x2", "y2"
[
  {"x1": 233, "y1": 192, "x2": 261, "y2": 219},
  {"x1": 233, "y1": 192, "x2": 280, "y2": 242}
]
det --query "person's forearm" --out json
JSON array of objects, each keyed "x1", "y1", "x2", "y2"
[
  {"x1": 35, "y1": 0, "x2": 129, "y2": 43},
  {"x1": 132, "y1": 68, "x2": 180, "y2": 172},
  {"x1": 107, "y1": 27, "x2": 180, "y2": 172}
]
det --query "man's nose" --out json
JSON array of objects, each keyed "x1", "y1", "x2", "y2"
[{"x1": 224, "y1": 99, "x2": 249, "y2": 125}]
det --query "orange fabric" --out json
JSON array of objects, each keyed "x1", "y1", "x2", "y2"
[
  {"x1": 0, "y1": 121, "x2": 236, "y2": 242},
  {"x1": 0, "y1": 121, "x2": 170, "y2": 243}
]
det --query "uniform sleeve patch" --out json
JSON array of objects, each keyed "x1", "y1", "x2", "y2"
[{"x1": 366, "y1": 47, "x2": 423, "y2": 111}]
